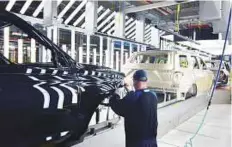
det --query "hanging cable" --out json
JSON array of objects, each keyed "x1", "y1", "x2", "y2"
[
  {"x1": 175, "y1": 4, "x2": 181, "y2": 32},
  {"x1": 184, "y1": 7, "x2": 232, "y2": 147}
]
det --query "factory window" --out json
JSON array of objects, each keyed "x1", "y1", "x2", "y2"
[{"x1": 179, "y1": 55, "x2": 188, "y2": 68}]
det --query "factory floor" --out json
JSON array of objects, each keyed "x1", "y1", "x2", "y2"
[{"x1": 74, "y1": 87, "x2": 231, "y2": 147}]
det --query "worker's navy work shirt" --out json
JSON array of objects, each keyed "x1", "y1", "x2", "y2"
[{"x1": 110, "y1": 89, "x2": 158, "y2": 147}]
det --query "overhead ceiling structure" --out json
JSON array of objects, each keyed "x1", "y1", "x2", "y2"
[{"x1": 3, "y1": 0, "x2": 205, "y2": 39}]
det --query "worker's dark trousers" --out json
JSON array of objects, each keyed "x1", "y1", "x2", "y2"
[{"x1": 126, "y1": 139, "x2": 157, "y2": 147}]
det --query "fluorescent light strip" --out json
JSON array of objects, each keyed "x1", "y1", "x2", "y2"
[
  {"x1": 145, "y1": 35, "x2": 151, "y2": 41},
  {"x1": 101, "y1": 18, "x2": 115, "y2": 33},
  {"x1": 125, "y1": 18, "x2": 134, "y2": 26},
  {"x1": 125, "y1": 21, "x2": 136, "y2": 32},
  {"x1": 107, "y1": 26, "x2": 115, "y2": 35},
  {"x1": 144, "y1": 32, "x2": 151, "y2": 39},
  {"x1": 81, "y1": 22, "x2": 85, "y2": 28},
  {"x1": 73, "y1": 11, "x2": 85, "y2": 26},
  {"x1": 145, "y1": 29, "x2": 151, "y2": 35},
  {"x1": 20, "y1": 0, "x2": 33, "y2": 14},
  {"x1": 97, "y1": 12, "x2": 115, "y2": 30},
  {"x1": 97, "y1": 5, "x2": 104, "y2": 13},
  {"x1": 127, "y1": 32, "x2": 135, "y2": 39},
  {"x1": 57, "y1": 0, "x2": 63, "y2": 6},
  {"x1": 97, "y1": 9, "x2": 111, "y2": 23},
  {"x1": 65, "y1": 0, "x2": 87, "y2": 24},
  {"x1": 126, "y1": 27, "x2": 135, "y2": 36},
  {"x1": 78, "y1": 6, "x2": 104, "y2": 28},
  {"x1": 58, "y1": 0, "x2": 76, "y2": 19},
  {"x1": 6, "y1": 0, "x2": 17, "y2": 11},
  {"x1": 110, "y1": 30, "x2": 114, "y2": 35},
  {"x1": 32, "y1": 0, "x2": 46, "y2": 17},
  {"x1": 145, "y1": 27, "x2": 151, "y2": 34},
  {"x1": 145, "y1": 24, "x2": 151, "y2": 30}
]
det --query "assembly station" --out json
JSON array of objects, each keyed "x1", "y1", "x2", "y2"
[{"x1": 0, "y1": 0, "x2": 231, "y2": 147}]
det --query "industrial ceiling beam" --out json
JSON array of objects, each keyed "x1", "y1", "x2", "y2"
[
  {"x1": 154, "y1": 25, "x2": 200, "y2": 45},
  {"x1": 125, "y1": 1, "x2": 187, "y2": 14}
]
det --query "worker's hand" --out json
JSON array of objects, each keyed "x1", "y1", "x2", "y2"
[
  {"x1": 124, "y1": 82, "x2": 129, "y2": 88},
  {"x1": 114, "y1": 88, "x2": 121, "y2": 98}
]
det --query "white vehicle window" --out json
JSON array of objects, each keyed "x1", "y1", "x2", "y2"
[
  {"x1": 191, "y1": 56, "x2": 200, "y2": 69},
  {"x1": 130, "y1": 54, "x2": 168, "y2": 64},
  {"x1": 179, "y1": 55, "x2": 188, "y2": 68}
]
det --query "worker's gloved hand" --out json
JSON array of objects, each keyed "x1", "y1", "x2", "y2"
[
  {"x1": 109, "y1": 89, "x2": 121, "y2": 101},
  {"x1": 114, "y1": 88, "x2": 121, "y2": 98}
]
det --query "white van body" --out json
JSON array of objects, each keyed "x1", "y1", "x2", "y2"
[{"x1": 122, "y1": 50, "x2": 214, "y2": 101}]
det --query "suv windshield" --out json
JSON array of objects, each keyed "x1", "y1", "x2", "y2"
[{"x1": 130, "y1": 53, "x2": 169, "y2": 64}]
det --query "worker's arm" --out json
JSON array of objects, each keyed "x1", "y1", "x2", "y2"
[{"x1": 109, "y1": 91, "x2": 133, "y2": 117}]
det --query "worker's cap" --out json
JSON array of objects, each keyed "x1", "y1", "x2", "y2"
[{"x1": 133, "y1": 70, "x2": 148, "y2": 81}]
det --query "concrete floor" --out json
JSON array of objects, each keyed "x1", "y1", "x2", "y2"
[{"x1": 74, "y1": 88, "x2": 231, "y2": 147}]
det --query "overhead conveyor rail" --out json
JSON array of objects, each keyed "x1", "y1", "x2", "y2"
[{"x1": 159, "y1": 37, "x2": 213, "y2": 57}]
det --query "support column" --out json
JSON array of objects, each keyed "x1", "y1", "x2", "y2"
[
  {"x1": 106, "y1": 38, "x2": 111, "y2": 67},
  {"x1": 93, "y1": 48, "x2": 97, "y2": 65},
  {"x1": 86, "y1": 35, "x2": 90, "y2": 64},
  {"x1": 71, "y1": 30, "x2": 75, "y2": 59},
  {"x1": 137, "y1": 44, "x2": 140, "y2": 52},
  {"x1": 135, "y1": 14, "x2": 145, "y2": 43},
  {"x1": 114, "y1": 10, "x2": 125, "y2": 37},
  {"x1": 78, "y1": 46, "x2": 83, "y2": 63},
  {"x1": 129, "y1": 43, "x2": 133, "y2": 57},
  {"x1": 99, "y1": 36, "x2": 103, "y2": 66},
  {"x1": 18, "y1": 39, "x2": 23, "y2": 64},
  {"x1": 42, "y1": 46, "x2": 46, "y2": 63},
  {"x1": 43, "y1": 0, "x2": 57, "y2": 26},
  {"x1": 85, "y1": 1, "x2": 98, "y2": 35},
  {"x1": 110, "y1": 39, "x2": 114, "y2": 69},
  {"x1": 125, "y1": 52, "x2": 128, "y2": 63},
  {"x1": 3, "y1": 27, "x2": 9, "y2": 59},
  {"x1": 105, "y1": 50, "x2": 109, "y2": 67},
  {"x1": 31, "y1": 39, "x2": 36, "y2": 63},
  {"x1": 115, "y1": 51, "x2": 119, "y2": 71},
  {"x1": 46, "y1": 27, "x2": 52, "y2": 62},
  {"x1": 120, "y1": 41, "x2": 124, "y2": 71},
  {"x1": 150, "y1": 26, "x2": 159, "y2": 48},
  {"x1": 53, "y1": 26, "x2": 58, "y2": 45}
]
